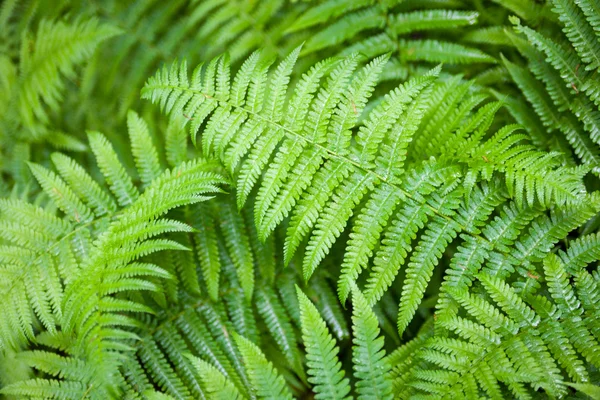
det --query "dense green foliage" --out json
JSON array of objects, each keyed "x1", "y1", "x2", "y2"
[{"x1": 1, "y1": 0, "x2": 600, "y2": 399}]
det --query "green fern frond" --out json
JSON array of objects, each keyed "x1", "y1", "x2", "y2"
[
  {"x1": 127, "y1": 110, "x2": 162, "y2": 187},
  {"x1": 399, "y1": 40, "x2": 497, "y2": 64},
  {"x1": 286, "y1": 0, "x2": 372, "y2": 33},
  {"x1": 189, "y1": 356, "x2": 244, "y2": 400},
  {"x1": 506, "y1": 12, "x2": 600, "y2": 172},
  {"x1": 390, "y1": 10, "x2": 479, "y2": 36},
  {"x1": 88, "y1": 131, "x2": 140, "y2": 207},
  {"x1": 297, "y1": 286, "x2": 351, "y2": 399},
  {"x1": 234, "y1": 333, "x2": 294, "y2": 400},
  {"x1": 219, "y1": 199, "x2": 255, "y2": 301},
  {"x1": 551, "y1": 0, "x2": 600, "y2": 72},
  {"x1": 351, "y1": 286, "x2": 393, "y2": 400},
  {"x1": 256, "y1": 286, "x2": 304, "y2": 377},
  {"x1": 0, "y1": 111, "x2": 225, "y2": 396},
  {"x1": 402, "y1": 245, "x2": 600, "y2": 398},
  {"x1": 15, "y1": 18, "x2": 120, "y2": 136},
  {"x1": 4, "y1": 3, "x2": 600, "y2": 400},
  {"x1": 192, "y1": 203, "x2": 222, "y2": 301},
  {"x1": 144, "y1": 50, "x2": 589, "y2": 336}
]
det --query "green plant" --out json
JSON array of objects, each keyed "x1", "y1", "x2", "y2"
[{"x1": 1, "y1": 1, "x2": 600, "y2": 399}]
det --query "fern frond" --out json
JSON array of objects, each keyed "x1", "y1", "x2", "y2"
[
  {"x1": 5, "y1": 2, "x2": 600, "y2": 400},
  {"x1": 390, "y1": 10, "x2": 479, "y2": 35},
  {"x1": 16, "y1": 18, "x2": 120, "y2": 135},
  {"x1": 256, "y1": 286, "x2": 304, "y2": 377},
  {"x1": 463, "y1": 26, "x2": 513, "y2": 46},
  {"x1": 513, "y1": 19, "x2": 600, "y2": 109},
  {"x1": 551, "y1": 0, "x2": 600, "y2": 72},
  {"x1": 297, "y1": 286, "x2": 351, "y2": 399},
  {"x1": 88, "y1": 131, "x2": 139, "y2": 207},
  {"x1": 50, "y1": 152, "x2": 117, "y2": 217},
  {"x1": 0, "y1": 110, "x2": 225, "y2": 397},
  {"x1": 399, "y1": 40, "x2": 497, "y2": 64},
  {"x1": 286, "y1": 0, "x2": 372, "y2": 33},
  {"x1": 302, "y1": 8, "x2": 386, "y2": 55},
  {"x1": 192, "y1": 203, "x2": 222, "y2": 301},
  {"x1": 234, "y1": 333, "x2": 294, "y2": 400},
  {"x1": 403, "y1": 241, "x2": 600, "y2": 398},
  {"x1": 189, "y1": 356, "x2": 244, "y2": 400},
  {"x1": 127, "y1": 110, "x2": 163, "y2": 187},
  {"x1": 559, "y1": 232, "x2": 600, "y2": 273},
  {"x1": 400, "y1": 213, "x2": 462, "y2": 330},
  {"x1": 139, "y1": 338, "x2": 195, "y2": 399},
  {"x1": 308, "y1": 279, "x2": 351, "y2": 341},
  {"x1": 219, "y1": 199, "x2": 255, "y2": 301},
  {"x1": 144, "y1": 50, "x2": 589, "y2": 336},
  {"x1": 351, "y1": 287, "x2": 393, "y2": 400}
]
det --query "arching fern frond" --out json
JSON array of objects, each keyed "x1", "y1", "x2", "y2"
[
  {"x1": 502, "y1": 5, "x2": 600, "y2": 172},
  {"x1": 0, "y1": 112, "x2": 226, "y2": 397},
  {"x1": 143, "y1": 50, "x2": 588, "y2": 335}
]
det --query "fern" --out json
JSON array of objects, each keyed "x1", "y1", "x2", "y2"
[
  {"x1": 0, "y1": 13, "x2": 119, "y2": 190},
  {"x1": 288, "y1": 0, "x2": 495, "y2": 70},
  {"x1": 234, "y1": 333, "x2": 294, "y2": 400},
  {"x1": 6, "y1": 17, "x2": 120, "y2": 136},
  {"x1": 403, "y1": 252, "x2": 600, "y2": 398},
  {"x1": 351, "y1": 286, "x2": 393, "y2": 400},
  {"x1": 144, "y1": 50, "x2": 588, "y2": 333},
  {"x1": 501, "y1": 3, "x2": 600, "y2": 172},
  {"x1": 297, "y1": 285, "x2": 351, "y2": 399},
  {"x1": 0, "y1": 113, "x2": 225, "y2": 397},
  {"x1": 3, "y1": 2, "x2": 600, "y2": 399}
]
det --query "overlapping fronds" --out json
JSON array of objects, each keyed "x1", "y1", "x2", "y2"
[
  {"x1": 502, "y1": 2, "x2": 600, "y2": 172},
  {"x1": 143, "y1": 50, "x2": 589, "y2": 338},
  {"x1": 3, "y1": 2, "x2": 600, "y2": 399},
  {"x1": 0, "y1": 113, "x2": 225, "y2": 398},
  {"x1": 399, "y1": 252, "x2": 600, "y2": 398},
  {"x1": 76, "y1": 0, "x2": 299, "y2": 128},
  {"x1": 287, "y1": 0, "x2": 495, "y2": 70}
]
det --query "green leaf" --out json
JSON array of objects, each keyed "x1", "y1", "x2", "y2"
[{"x1": 297, "y1": 286, "x2": 351, "y2": 399}]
